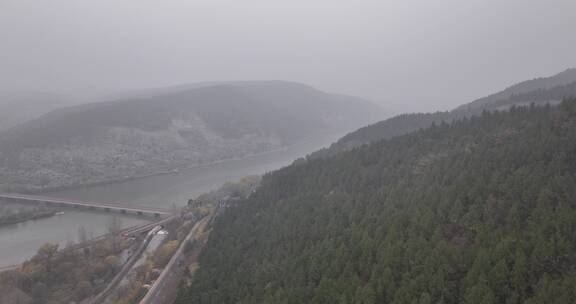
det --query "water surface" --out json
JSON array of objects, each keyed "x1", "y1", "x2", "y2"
[{"x1": 0, "y1": 136, "x2": 337, "y2": 267}]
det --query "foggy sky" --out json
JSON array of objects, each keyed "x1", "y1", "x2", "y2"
[{"x1": 1, "y1": 0, "x2": 575, "y2": 113}]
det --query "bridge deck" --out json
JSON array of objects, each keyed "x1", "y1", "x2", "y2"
[{"x1": 0, "y1": 193, "x2": 171, "y2": 215}]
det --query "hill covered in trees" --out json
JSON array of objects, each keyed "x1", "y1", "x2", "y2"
[
  {"x1": 313, "y1": 68, "x2": 576, "y2": 158},
  {"x1": 176, "y1": 100, "x2": 576, "y2": 304},
  {"x1": 457, "y1": 68, "x2": 576, "y2": 112},
  {"x1": 0, "y1": 81, "x2": 383, "y2": 192}
]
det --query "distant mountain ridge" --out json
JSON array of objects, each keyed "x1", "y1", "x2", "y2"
[
  {"x1": 0, "y1": 81, "x2": 384, "y2": 192},
  {"x1": 312, "y1": 68, "x2": 576, "y2": 158},
  {"x1": 0, "y1": 91, "x2": 74, "y2": 131},
  {"x1": 457, "y1": 68, "x2": 576, "y2": 111}
]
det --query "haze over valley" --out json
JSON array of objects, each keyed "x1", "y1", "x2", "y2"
[
  {"x1": 1, "y1": 0, "x2": 576, "y2": 304},
  {"x1": 0, "y1": 81, "x2": 383, "y2": 192}
]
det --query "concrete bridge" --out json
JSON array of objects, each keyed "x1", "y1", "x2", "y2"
[{"x1": 0, "y1": 193, "x2": 172, "y2": 218}]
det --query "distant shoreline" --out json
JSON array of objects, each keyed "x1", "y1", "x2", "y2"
[
  {"x1": 38, "y1": 148, "x2": 285, "y2": 193},
  {"x1": 5, "y1": 132, "x2": 339, "y2": 196},
  {"x1": 33, "y1": 142, "x2": 299, "y2": 195},
  {"x1": 0, "y1": 210, "x2": 57, "y2": 227}
]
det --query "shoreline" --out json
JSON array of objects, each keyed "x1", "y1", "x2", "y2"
[
  {"x1": 0, "y1": 210, "x2": 57, "y2": 227},
  {"x1": 3, "y1": 131, "x2": 341, "y2": 196},
  {"x1": 35, "y1": 133, "x2": 335, "y2": 195},
  {"x1": 0, "y1": 132, "x2": 340, "y2": 269},
  {"x1": 19, "y1": 145, "x2": 293, "y2": 195}
]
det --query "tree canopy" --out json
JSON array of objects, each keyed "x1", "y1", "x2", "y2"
[{"x1": 176, "y1": 100, "x2": 576, "y2": 304}]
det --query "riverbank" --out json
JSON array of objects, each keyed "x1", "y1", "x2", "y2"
[
  {"x1": 0, "y1": 134, "x2": 338, "y2": 268},
  {"x1": 0, "y1": 225, "x2": 137, "y2": 304},
  {"x1": 0, "y1": 208, "x2": 57, "y2": 227},
  {"x1": 12, "y1": 141, "x2": 297, "y2": 195}
]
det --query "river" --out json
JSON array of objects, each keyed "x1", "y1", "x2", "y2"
[{"x1": 0, "y1": 136, "x2": 337, "y2": 267}]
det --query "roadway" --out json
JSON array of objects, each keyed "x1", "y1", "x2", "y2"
[
  {"x1": 0, "y1": 193, "x2": 171, "y2": 217},
  {"x1": 0, "y1": 216, "x2": 175, "y2": 275},
  {"x1": 139, "y1": 212, "x2": 214, "y2": 304},
  {"x1": 88, "y1": 215, "x2": 178, "y2": 304}
]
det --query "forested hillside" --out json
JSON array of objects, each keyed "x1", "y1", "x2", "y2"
[
  {"x1": 313, "y1": 69, "x2": 576, "y2": 158},
  {"x1": 0, "y1": 81, "x2": 383, "y2": 192},
  {"x1": 458, "y1": 68, "x2": 576, "y2": 112},
  {"x1": 176, "y1": 100, "x2": 576, "y2": 304},
  {"x1": 493, "y1": 81, "x2": 576, "y2": 109}
]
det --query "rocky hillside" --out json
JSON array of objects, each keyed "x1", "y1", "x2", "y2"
[{"x1": 0, "y1": 81, "x2": 384, "y2": 192}]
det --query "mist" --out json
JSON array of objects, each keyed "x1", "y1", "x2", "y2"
[
  {"x1": 1, "y1": 0, "x2": 576, "y2": 113},
  {"x1": 2, "y1": 2, "x2": 576, "y2": 303}
]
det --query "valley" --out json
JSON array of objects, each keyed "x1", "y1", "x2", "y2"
[
  {"x1": 0, "y1": 81, "x2": 383, "y2": 193},
  {"x1": 0, "y1": 134, "x2": 337, "y2": 267},
  {"x1": 2, "y1": 1, "x2": 576, "y2": 303}
]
